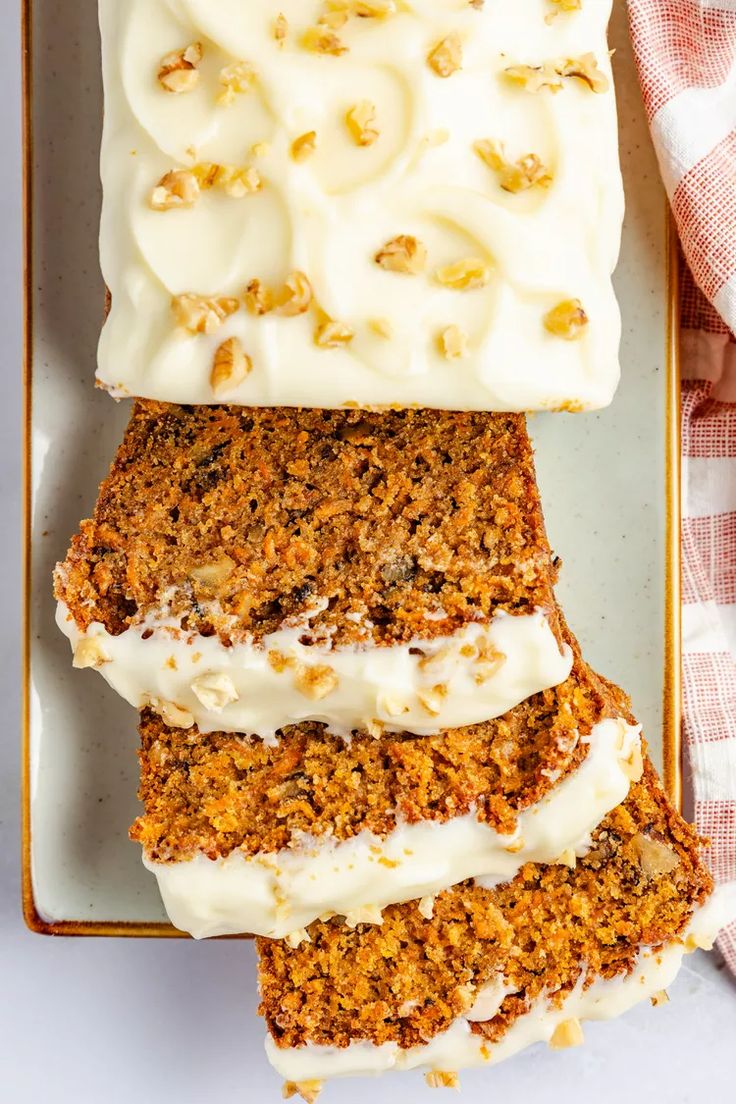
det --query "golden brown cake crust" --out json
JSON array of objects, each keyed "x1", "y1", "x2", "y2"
[
  {"x1": 256, "y1": 761, "x2": 712, "y2": 1053},
  {"x1": 130, "y1": 644, "x2": 625, "y2": 860},
  {"x1": 54, "y1": 403, "x2": 560, "y2": 648}
]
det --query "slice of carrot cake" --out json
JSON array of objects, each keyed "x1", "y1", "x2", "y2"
[
  {"x1": 97, "y1": 0, "x2": 623, "y2": 412},
  {"x1": 130, "y1": 644, "x2": 642, "y2": 939},
  {"x1": 257, "y1": 762, "x2": 733, "y2": 1090},
  {"x1": 55, "y1": 404, "x2": 571, "y2": 740}
]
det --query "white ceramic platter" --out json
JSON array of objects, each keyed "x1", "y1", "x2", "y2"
[{"x1": 24, "y1": 1, "x2": 676, "y2": 932}]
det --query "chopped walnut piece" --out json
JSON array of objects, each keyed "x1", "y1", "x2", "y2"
[
  {"x1": 436, "y1": 258, "x2": 491, "y2": 290},
  {"x1": 651, "y1": 990, "x2": 670, "y2": 1007},
  {"x1": 549, "y1": 1018, "x2": 584, "y2": 1050},
  {"x1": 275, "y1": 271, "x2": 314, "y2": 316},
  {"x1": 302, "y1": 27, "x2": 349, "y2": 55},
  {"x1": 274, "y1": 12, "x2": 288, "y2": 45},
  {"x1": 294, "y1": 665, "x2": 339, "y2": 700},
  {"x1": 211, "y1": 337, "x2": 253, "y2": 395},
  {"x1": 559, "y1": 53, "x2": 609, "y2": 93},
  {"x1": 190, "y1": 556, "x2": 236, "y2": 588},
  {"x1": 632, "y1": 833, "x2": 680, "y2": 880},
  {"x1": 196, "y1": 163, "x2": 262, "y2": 197},
  {"x1": 352, "y1": 1, "x2": 396, "y2": 16},
  {"x1": 417, "y1": 685, "x2": 447, "y2": 717},
  {"x1": 150, "y1": 170, "x2": 200, "y2": 211},
  {"x1": 146, "y1": 697, "x2": 194, "y2": 730},
  {"x1": 172, "y1": 294, "x2": 240, "y2": 336},
  {"x1": 157, "y1": 43, "x2": 203, "y2": 94},
  {"x1": 504, "y1": 838, "x2": 525, "y2": 854},
  {"x1": 315, "y1": 320, "x2": 354, "y2": 347},
  {"x1": 375, "y1": 235, "x2": 427, "y2": 275},
  {"x1": 218, "y1": 60, "x2": 257, "y2": 106},
  {"x1": 282, "y1": 1081, "x2": 324, "y2": 1104},
  {"x1": 546, "y1": 0, "x2": 582, "y2": 21},
  {"x1": 622, "y1": 741, "x2": 644, "y2": 782},
  {"x1": 544, "y1": 299, "x2": 589, "y2": 340},
  {"x1": 191, "y1": 672, "x2": 239, "y2": 712},
  {"x1": 425, "y1": 1072, "x2": 459, "y2": 1090},
  {"x1": 319, "y1": 3, "x2": 350, "y2": 30},
  {"x1": 555, "y1": 847, "x2": 577, "y2": 868},
  {"x1": 439, "y1": 325, "x2": 468, "y2": 360},
  {"x1": 346, "y1": 100, "x2": 379, "y2": 146},
  {"x1": 474, "y1": 139, "x2": 552, "y2": 193},
  {"x1": 291, "y1": 131, "x2": 318, "y2": 162},
  {"x1": 427, "y1": 33, "x2": 463, "y2": 78},
  {"x1": 72, "y1": 638, "x2": 110, "y2": 670},
  {"x1": 244, "y1": 279, "x2": 274, "y2": 316},
  {"x1": 505, "y1": 54, "x2": 608, "y2": 94}
]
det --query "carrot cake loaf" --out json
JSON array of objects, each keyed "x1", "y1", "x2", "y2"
[
  {"x1": 131, "y1": 646, "x2": 643, "y2": 939},
  {"x1": 55, "y1": 404, "x2": 572, "y2": 740},
  {"x1": 258, "y1": 763, "x2": 734, "y2": 1089},
  {"x1": 96, "y1": 0, "x2": 623, "y2": 412}
]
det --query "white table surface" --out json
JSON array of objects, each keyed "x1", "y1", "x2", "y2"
[{"x1": 2, "y1": 6, "x2": 736, "y2": 1103}]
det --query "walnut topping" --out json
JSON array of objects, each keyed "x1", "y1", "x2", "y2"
[
  {"x1": 546, "y1": 0, "x2": 582, "y2": 21},
  {"x1": 632, "y1": 833, "x2": 680, "y2": 880},
  {"x1": 244, "y1": 279, "x2": 274, "y2": 316},
  {"x1": 275, "y1": 271, "x2": 314, "y2": 316},
  {"x1": 72, "y1": 638, "x2": 110, "y2": 670},
  {"x1": 352, "y1": 0, "x2": 396, "y2": 15},
  {"x1": 150, "y1": 170, "x2": 200, "y2": 211},
  {"x1": 294, "y1": 664, "x2": 339, "y2": 700},
  {"x1": 172, "y1": 294, "x2": 240, "y2": 335},
  {"x1": 346, "y1": 100, "x2": 379, "y2": 146},
  {"x1": 211, "y1": 337, "x2": 253, "y2": 395},
  {"x1": 685, "y1": 931, "x2": 714, "y2": 952},
  {"x1": 302, "y1": 27, "x2": 349, "y2": 55},
  {"x1": 428, "y1": 33, "x2": 463, "y2": 78},
  {"x1": 504, "y1": 838, "x2": 525, "y2": 855},
  {"x1": 193, "y1": 162, "x2": 263, "y2": 197},
  {"x1": 544, "y1": 299, "x2": 589, "y2": 340},
  {"x1": 425, "y1": 1072, "x2": 459, "y2": 1089},
  {"x1": 417, "y1": 684, "x2": 448, "y2": 717},
  {"x1": 375, "y1": 235, "x2": 427, "y2": 275},
  {"x1": 436, "y1": 258, "x2": 491, "y2": 290},
  {"x1": 439, "y1": 325, "x2": 468, "y2": 360},
  {"x1": 191, "y1": 672, "x2": 239, "y2": 712},
  {"x1": 650, "y1": 990, "x2": 670, "y2": 1008},
  {"x1": 190, "y1": 555, "x2": 236, "y2": 589},
  {"x1": 157, "y1": 43, "x2": 202, "y2": 94},
  {"x1": 505, "y1": 54, "x2": 608, "y2": 94},
  {"x1": 146, "y1": 697, "x2": 195, "y2": 730},
  {"x1": 549, "y1": 1018, "x2": 584, "y2": 1050},
  {"x1": 274, "y1": 13, "x2": 288, "y2": 45},
  {"x1": 555, "y1": 847, "x2": 577, "y2": 869},
  {"x1": 291, "y1": 131, "x2": 318, "y2": 162},
  {"x1": 315, "y1": 320, "x2": 354, "y2": 347},
  {"x1": 282, "y1": 1081, "x2": 323, "y2": 1104},
  {"x1": 218, "y1": 61, "x2": 257, "y2": 106},
  {"x1": 474, "y1": 139, "x2": 552, "y2": 193}
]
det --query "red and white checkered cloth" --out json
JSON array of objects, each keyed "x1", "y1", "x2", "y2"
[{"x1": 628, "y1": 0, "x2": 736, "y2": 970}]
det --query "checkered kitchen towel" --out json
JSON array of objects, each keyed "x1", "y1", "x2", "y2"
[{"x1": 628, "y1": 0, "x2": 736, "y2": 969}]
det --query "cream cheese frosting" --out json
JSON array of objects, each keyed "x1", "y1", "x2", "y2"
[
  {"x1": 142, "y1": 717, "x2": 640, "y2": 939},
  {"x1": 97, "y1": 0, "x2": 623, "y2": 411},
  {"x1": 56, "y1": 602, "x2": 572, "y2": 740},
  {"x1": 265, "y1": 886, "x2": 736, "y2": 1082}
]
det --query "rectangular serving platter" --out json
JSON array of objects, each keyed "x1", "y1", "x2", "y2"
[{"x1": 22, "y1": 0, "x2": 680, "y2": 936}]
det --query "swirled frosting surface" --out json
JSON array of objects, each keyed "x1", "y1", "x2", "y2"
[{"x1": 98, "y1": 0, "x2": 623, "y2": 410}]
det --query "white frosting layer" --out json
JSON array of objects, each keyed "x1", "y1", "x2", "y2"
[
  {"x1": 97, "y1": 0, "x2": 623, "y2": 412},
  {"x1": 266, "y1": 887, "x2": 736, "y2": 1081},
  {"x1": 56, "y1": 603, "x2": 571, "y2": 739},
  {"x1": 143, "y1": 718, "x2": 640, "y2": 939}
]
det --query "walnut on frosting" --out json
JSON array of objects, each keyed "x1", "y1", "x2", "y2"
[
  {"x1": 244, "y1": 279, "x2": 274, "y2": 316},
  {"x1": 427, "y1": 33, "x2": 463, "y2": 78},
  {"x1": 436, "y1": 258, "x2": 491, "y2": 290},
  {"x1": 375, "y1": 235, "x2": 427, "y2": 275},
  {"x1": 302, "y1": 26, "x2": 349, "y2": 55},
  {"x1": 315, "y1": 320, "x2": 354, "y2": 348},
  {"x1": 211, "y1": 337, "x2": 253, "y2": 396},
  {"x1": 274, "y1": 12, "x2": 288, "y2": 45},
  {"x1": 439, "y1": 325, "x2": 469, "y2": 360},
  {"x1": 425, "y1": 1072, "x2": 459, "y2": 1090},
  {"x1": 172, "y1": 293, "x2": 240, "y2": 335},
  {"x1": 218, "y1": 60, "x2": 257, "y2": 106},
  {"x1": 546, "y1": 0, "x2": 582, "y2": 21},
  {"x1": 149, "y1": 170, "x2": 200, "y2": 211},
  {"x1": 505, "y1": 53, "x2": 608, "y2": 94},
  {"x1": 346, "y1": 101, "x2": 379, "y2": 146},
  {"x1": 291, "y1": 131, "x2": 318, "y2": 162},
  {"x1": 151, "y1": 163, "x2": 261, "y2": 210},
  {"x1": 474, "y1": 139, "x2": 552, "y2": 193},
  {"x1": 157, "y1": 43, "x2": 202, "y2": 94},
  {"x1": 275, "y1": 272, "x2": 314, "y2": 317},
  {"x1": 549, "y1": 1019, "x2": 584, "y2": 1050},
  {"x1": 544, "y1": 299, "x2": 589, "y2": 340},
  {"x1": 282, "y1": 1081, "x2": 324, "y2": 1104}
]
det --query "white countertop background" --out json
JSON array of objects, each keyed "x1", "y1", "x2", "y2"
[{"x1": 2, "y1": 5, "x2": 736, "y2": 1102}]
